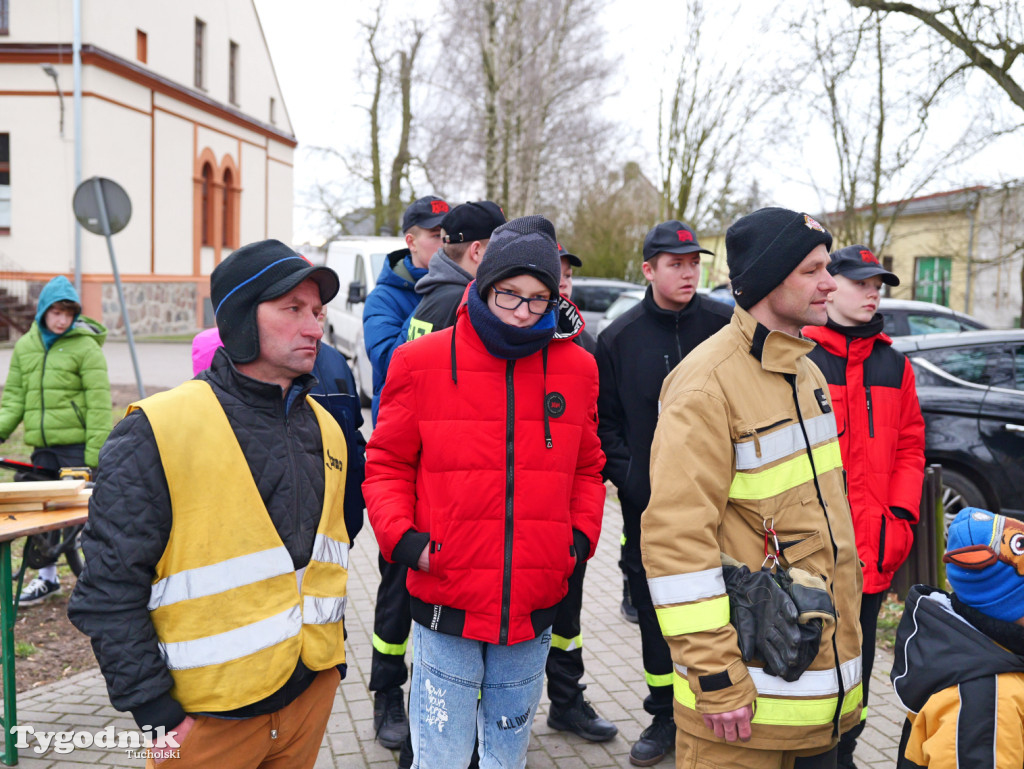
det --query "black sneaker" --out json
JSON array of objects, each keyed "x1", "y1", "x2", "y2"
[
  {"x1": 547, "y1": 698, "x2": 619, "y2": 742},
  {"x1": 373, "y1": 687, "x2": 409, "y2": 749},
  {"x1": 621, "y1": 579, "x2": 639, "y2": 624},
  {"x1": 629, "y1": 715, "x2": 674, "y2": 766},
  {"x1": 19, "y1": 578, "x2": 60, "y2": 606}
]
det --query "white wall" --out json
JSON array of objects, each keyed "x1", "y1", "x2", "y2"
[{"x1": 0, "y1": 0, "x2": 296, "y2": 279}]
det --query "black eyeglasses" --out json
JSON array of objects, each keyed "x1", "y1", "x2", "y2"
[{"x1": 492, "y1": 288, "x2": 556, "y2": 316}]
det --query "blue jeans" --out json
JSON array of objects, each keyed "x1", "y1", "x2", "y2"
[{"x1": 410, "y1": 621, "x2": 551, "y2": 768}]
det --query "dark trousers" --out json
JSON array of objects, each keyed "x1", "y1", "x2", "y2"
[
  {"x1": 15, "y1": 445, "x2": 86, "y2": 569},
  {"x1": 839, "y1": 590, "x2": 887, "y2": 755},
  {"x1": 622, "y1": 536, "x2": 674, "y2": 718},
  {"x1": 546, "y1": 556, "x2": 587, "y2": 708},
  {"x1": 369, "y1": 553, "x2": 412, "y2": 694}
]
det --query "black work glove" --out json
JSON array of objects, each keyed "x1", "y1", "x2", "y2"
[
  {"x1": 721, "y1": 554, "x2": 802, "y2": 677},
  {"x1": 771, "y1": 567, "x2": 836, "y2": 682}
]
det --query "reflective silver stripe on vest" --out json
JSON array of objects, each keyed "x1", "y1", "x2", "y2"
[
  {"x1": 303, "y1": 595, "x2": 347, "y2": 625},
  {"x1": 675, "y1": 657, "x2": 861, "y2": 697},
  {"x1": 148, "y1": 546, "x2": 294, "y2": 611},
  {"x1": 159, "y1": 605, "x2": 302, "y2": 670},
  {"x1": 734, "y1": 414, "x2": 838, "y2": 471},
  {"x1": 310, "y1": 533, "x2": 350, "y2": 569},
  {"x1": 648, "y1": 568, "x2": 726, "y2": 606}
]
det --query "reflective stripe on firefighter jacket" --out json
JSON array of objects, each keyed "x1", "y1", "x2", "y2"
[
  {"x1": 640, "y1": 306, "x2": 864, "y2": 752},
  {"x1": 131, "y1": 380, "x2": 349, "y2": 713}
]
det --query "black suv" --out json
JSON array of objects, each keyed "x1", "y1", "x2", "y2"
[{"x1": 893, "y1": 330, "x2": 1024, "y2": 527}]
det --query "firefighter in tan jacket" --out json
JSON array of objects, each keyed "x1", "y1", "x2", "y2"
[{"x1": 641, "y1": 207, "x2": 863, "y2": 768}]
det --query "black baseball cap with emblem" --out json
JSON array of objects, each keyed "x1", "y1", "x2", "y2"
[
  {"x1": 556, "y1": 242, "x2": 582, "y2": 268},
  {"x1": 828, "y1": 244, "x2": 899, "y2": 286},
  {"x1": 642, "y1": 220, "x2": 714, "y2": 261},
  {"x1": 402, "y1": 196, "x2": 450, "y2": 233},
  {"x1": 441, "y1": 201, "x2": 506, "y2": 244}
]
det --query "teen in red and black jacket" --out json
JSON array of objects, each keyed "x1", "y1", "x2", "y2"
[
  {"x1": 806, "y1": 315, "x2": 925, "y2": 591},
  {"x1": 803, "y1": 244, "x2": 926, "y2": 767}
]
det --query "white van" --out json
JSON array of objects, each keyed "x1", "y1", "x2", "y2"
[{"x1": 322, "y1": 236, "x2": 406, "y2": 405}]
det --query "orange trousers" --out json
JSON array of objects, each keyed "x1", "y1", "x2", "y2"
[{"x1": 146, "y1": 668, "x2": 340, "y2": 769}]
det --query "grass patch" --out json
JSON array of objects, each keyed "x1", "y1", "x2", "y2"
[
  {"x1": 134, "y1": 333, "x2": 197, "y2": 343},
  {"x1": 15, "y1": 641, "x2": 37, "y2": 659},
  {"x1": 876, "y1": 592, "x2": 905, "y2": 651}
]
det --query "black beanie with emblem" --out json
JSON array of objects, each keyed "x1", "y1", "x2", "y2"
[
  {"x1": 475, "y1": 215, "x2": 561, "y2": 299},
  {"x1": 726, "y1": 207, "x2": 833, "y2": 310},
  {"x1": 211, "y1": 239, "x2": 340, "y2": 364}
]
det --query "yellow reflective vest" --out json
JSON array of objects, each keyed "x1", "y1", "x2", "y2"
[
  {"x1": 641, "y1": 307, "x2": 863, "y2": 752},
  {"x1": 131, "y1": 380, "x2": 349, "y2": 713}
]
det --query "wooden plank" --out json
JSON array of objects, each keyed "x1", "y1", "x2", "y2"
[
  {"x1": 0, "y1": 502, "x2": 44, "y2": 513},
  {"x1": 46, "y1": 489, "x2": 93, "y2": 510},
  {"x1": 0, "y1": 480, "x2": 86, "y2": 503},
  {"x1": 0, "y1": 506, "x2": 89, "y2": 542}
]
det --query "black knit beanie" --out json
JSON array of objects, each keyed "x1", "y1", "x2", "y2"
[
  {"x1": 475, "y1": 215, "x2": 561, "y2": 299},
  {"x1": 726, "y1": 207, "x2": 833, "y2": 310},
  {"x1": 211, "y1": 239, "x2": 340, "y2": 364}
]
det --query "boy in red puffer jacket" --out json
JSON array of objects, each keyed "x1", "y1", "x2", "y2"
[
  {"x1": 804, "y1": 245, "x2": 926, "y2": 769},
  {"x1": 365, "y1": 215, "x2": 605, "y2": 769}
]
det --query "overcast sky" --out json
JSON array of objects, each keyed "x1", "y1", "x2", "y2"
[{"x1": 252, "y1": 0, "x2": 1024, "y2": 244}]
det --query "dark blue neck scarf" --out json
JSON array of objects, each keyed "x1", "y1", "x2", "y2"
[{"x1": 467, "y1": 284, "x2": 556, "y2": 360}]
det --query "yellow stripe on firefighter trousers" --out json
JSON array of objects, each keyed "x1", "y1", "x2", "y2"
[
  {"x1": 729, "y1": 442, "x2": 842, "y2": 500},
  {"x1": 673, "y1": 673, "x2": 862, "y2": 727},
  {"x1": 655, "y1": 595, "x2": 730, "y2": 636}
]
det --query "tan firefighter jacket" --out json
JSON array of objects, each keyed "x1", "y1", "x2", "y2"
[{"x1": 640, "y1": 306, "x2": 863, "y2": 752}]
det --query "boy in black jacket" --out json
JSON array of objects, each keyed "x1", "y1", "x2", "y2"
[{"x1": 596, "y1": 220, "x2": 730, "y2": 766}]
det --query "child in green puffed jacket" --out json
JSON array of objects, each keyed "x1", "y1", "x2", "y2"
[{"x1": 0, "y1": 275, "x2": 112, "y2": 604}]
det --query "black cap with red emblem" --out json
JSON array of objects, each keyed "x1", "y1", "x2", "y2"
[
  {"x1": 402, "y1": 195, "x2": 450, "y2": 232},
  {"x1": 642, "y1": 220, "x2": 714, "y2": 261},
  {"x1": 828, "y1": 244, "x2": 899, "y2": 286}
]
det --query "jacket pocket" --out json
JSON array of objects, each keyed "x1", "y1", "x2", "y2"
[
  {"x1": 427, "y1": 539, "x2": 445, "y2": 578},
  {"x1": 878, "y1": 511, "x2": 913, "y2": 574},
  {"x1": 70, "y1": 401, "x2": 86, "y2": 429},
  {"x1": 778, "y1": 531, "x2": 825, "y2": 566}
]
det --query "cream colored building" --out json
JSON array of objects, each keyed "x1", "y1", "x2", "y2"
[{"x1": 0, "y1": 0, "x2": 295, "y2": 334}]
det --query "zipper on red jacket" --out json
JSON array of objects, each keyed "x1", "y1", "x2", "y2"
[
  {"x1": 499, "y1": 359, "x2": 516, "y2": 646},
  {"x1": 865, "y1": 385, "x2": 874, "y2": 438}
]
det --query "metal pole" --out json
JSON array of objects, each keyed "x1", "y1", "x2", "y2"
[
  {"x1": 0, "y1": 541, "x2": 17, "y2": 766},
  {"x1": 92, "y1": 178, "x2": 146, "y2": 398},
  {"x1": 72, "y1": 0, "x2": 83, "y2": 296},
  {"x1": 964, "y1": 193, "x2": 979, "y2": 314}
]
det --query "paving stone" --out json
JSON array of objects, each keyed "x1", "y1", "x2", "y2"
[{"x1": 1, "y1": 497, "x2": 910, "y2": 767}]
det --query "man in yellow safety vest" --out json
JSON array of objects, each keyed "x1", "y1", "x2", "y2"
[{"x1": 70, "y1": 240, "x2": 351, "y2": 769}]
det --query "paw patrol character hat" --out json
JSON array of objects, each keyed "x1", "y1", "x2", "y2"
[{"x1": 943, "y1": 507, "x2": 1024, "y2": 622}]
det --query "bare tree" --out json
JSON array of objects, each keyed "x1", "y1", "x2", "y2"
[
  {"x1": 657, "y1": 0, "x2": 774, "y2": 232},
  {"x1": 796, "y1": 1, "x2": 992, "y2": 252},
  {"x1": 309, "y1": 3, "x2": 426, "y2": 239},
  {"x1": 848, "y1": 0, "x2": 1024, "y2": 112},
  {"x1": 423, "y1": 0, "x2": 615, "y2": 220},
  {"x1": 570, "y1": 162, "x2": 661, "y2": 281}
]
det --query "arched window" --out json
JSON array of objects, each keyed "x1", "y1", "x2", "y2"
[
  {"x1": 222, "y1": 167, "x2": 234, "y2": 248},
  {"x1": 200, "y1": 162, "x2": 214, "y2": 246}
]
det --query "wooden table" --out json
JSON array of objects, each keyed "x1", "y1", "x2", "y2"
[{"x1": 0, "y1": 506, "x2": 88, "y2": 766}]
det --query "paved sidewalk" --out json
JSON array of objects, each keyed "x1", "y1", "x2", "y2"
[{"x1": 0, "y1": 496, "x2": 907, "y2": 767}]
